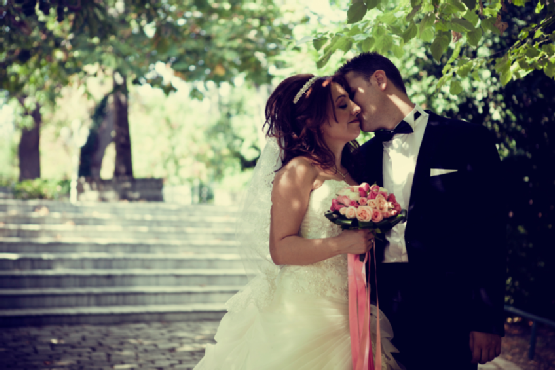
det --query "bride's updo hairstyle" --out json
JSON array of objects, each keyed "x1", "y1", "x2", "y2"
[{"x1": 264, "y1": 74, "x2": 359, "y2": 174}]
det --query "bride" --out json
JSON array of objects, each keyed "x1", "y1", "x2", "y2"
[{"x1": 194, "y1": 74, "x2": 402, "y2": 370}]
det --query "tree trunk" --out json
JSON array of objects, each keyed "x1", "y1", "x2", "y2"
[
  {"x1": 18, "y1": 100, "x2": 41, "y2": 181},
  {"x1": 90, "y1": 98, "x2": 115, "y2": 179},
  {"x1": 112, "y1": 70, "x2": 133, "y2": 178}
]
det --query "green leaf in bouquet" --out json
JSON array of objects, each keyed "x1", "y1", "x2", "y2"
[
  {"x1": 324, "y1": 211, "x2": 338, "y2": 221},
  {"x1": 336, "y1": 218, "x2": 354, "y2": 227},
  {"x1": 358, "y1": 221, "x2": 375, "y2": 229},
  {"x1": 376, "y1": 219, "x2": 391, "y2": 229},
  {"x1": 390, "y1": 210, "x2": 408, "y2": 226}
]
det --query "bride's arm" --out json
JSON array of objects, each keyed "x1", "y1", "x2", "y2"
[{"x1": 269, "y1": 157, "x2": 371, "y2": 266}]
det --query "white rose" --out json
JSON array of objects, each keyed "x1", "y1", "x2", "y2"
[{"x1": 336, "y1": 187, "x2": 361, "y2": 202}]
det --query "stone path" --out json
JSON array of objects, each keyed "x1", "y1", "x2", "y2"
[
  {"x1": 479, "y1": 357, "x2": 523, "y2": 370},
  {"x1": 0, "y1": 321, "x2": 219, "y2": 370},
  {"x1": 0, "y1": 320, "x2": 522, "y2": 370}
]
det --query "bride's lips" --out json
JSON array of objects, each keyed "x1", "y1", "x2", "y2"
[{"x1": 349, "y1": 119, "x2": 360, "y2": 124}]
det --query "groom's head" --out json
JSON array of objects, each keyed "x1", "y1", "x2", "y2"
[{"x1": 336, "y1": 53, "x2": 408, "y2": 132}]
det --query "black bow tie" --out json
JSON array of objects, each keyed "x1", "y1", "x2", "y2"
[{"x1": 374, "y1": 111, "x2": 420, "y2": 142}]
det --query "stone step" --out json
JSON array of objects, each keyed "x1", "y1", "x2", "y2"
[
  {"x1": 0, "y1": 303, "x2": 226, "y2": 327},
  {"x1": 0, "y1": 252, "x2": 244, "y2": 270},
  {"x1": 0, "y1": 269, "x2": 248, "y2": 288},
  {"x1": 0, "y1": 187, "x2": 13, "y2": 199},
  {"x1": 0, "y1": 224, "x2": 236, "y2": 240},
  {"x1": 0, "y1": 199, "x2": 238, "y2": 216},
  {"x1": 0, "y1": 286, "x2": 240, "y2": 309},
  {"x1": 0, "y1": 238, "x2": 238, "y2": 254},
  {"x1": 0, "y1": 211, "x2": 238, "y2": 227}
]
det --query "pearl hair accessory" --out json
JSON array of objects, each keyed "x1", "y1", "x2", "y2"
[{"x1": 293, "y1": 76, "x2": 319, "y2": 104}]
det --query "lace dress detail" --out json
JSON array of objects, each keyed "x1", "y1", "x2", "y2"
[{"x1": 278, "y1": 180, "x2": 348, "y2": 301}]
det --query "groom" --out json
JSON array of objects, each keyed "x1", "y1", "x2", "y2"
[{"x1": 337, "y1": 53, "x2": 506, "y2": 370}]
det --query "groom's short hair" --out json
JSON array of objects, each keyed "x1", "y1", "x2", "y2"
[{"x1": 337, "y1": 52, "x2": 407, "y2": 94}]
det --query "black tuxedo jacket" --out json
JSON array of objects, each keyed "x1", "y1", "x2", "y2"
[{"x1": 357, "y1": 112, "x2": 506, "y2": 337}]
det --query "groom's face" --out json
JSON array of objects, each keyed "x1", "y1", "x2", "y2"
[{"x1": 344, "y1": 72, "x2": 383, "y2": 132}]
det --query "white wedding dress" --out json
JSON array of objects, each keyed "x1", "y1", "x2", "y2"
[{"x1": 194, "y1": 179, "x2": 402, "y2": 370}]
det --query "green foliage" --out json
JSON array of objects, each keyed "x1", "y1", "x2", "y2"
[
  {"x1": 0, "y1": 177, "x2": 17, "y2": 188},
  {"x1": 13, "y1": 178, "x2": 70, "y2": 200},
  {"x1": 129, "y1": 81, "x2": 263, "y2": 186},
  {"x1": 315, "y1": 0, "x2": 555, "y2": 88},
  {"x1": 2, "y1": 0, "x2": 298, "y2": 121}
]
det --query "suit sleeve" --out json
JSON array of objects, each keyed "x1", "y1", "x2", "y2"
[{"x1": 466, "y1": 126, "x2": 507, "y2": 336}]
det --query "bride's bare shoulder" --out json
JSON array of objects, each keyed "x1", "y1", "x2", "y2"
[{"x1": 274, "y1": 157, "x2": 319, "y2": 189}]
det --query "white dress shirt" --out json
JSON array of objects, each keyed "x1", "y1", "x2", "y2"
[{"x1": 382, "y1": 104, "x2": 429, "y2": 263}]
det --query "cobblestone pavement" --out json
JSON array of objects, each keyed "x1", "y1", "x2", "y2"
[
  {"x1": 0, "y1": 321, "x2": 521, "y2": 370},
  {"x1": 0, "y1": 321, "x2": 219, "y2": 370}
]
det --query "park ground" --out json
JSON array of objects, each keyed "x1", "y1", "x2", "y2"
[{"x1": 0, "y1": 320, "x2": 553, "y2": 370}]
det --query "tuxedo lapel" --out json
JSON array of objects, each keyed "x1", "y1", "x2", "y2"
[
  {"x1": 369, "y1": 138, "x2": 384, "y2": 187},
  {"x1": 405, "y1": 114, "x2": 440, "y2": 236}
]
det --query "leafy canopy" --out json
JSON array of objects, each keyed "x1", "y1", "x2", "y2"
[
  {"x1": 1, "y1": 0, "x2": 295, "y2": 110},
  {"x1": 314, "y1": 0, "x2": 555, "y2": 88}
]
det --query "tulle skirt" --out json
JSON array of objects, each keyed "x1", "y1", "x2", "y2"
[
  {"x1": 194, "y1": 273, "x2": 401, "y2": 370},
  {"x1": 195, "y1": 288, "x2": 351, "y2": 369}
]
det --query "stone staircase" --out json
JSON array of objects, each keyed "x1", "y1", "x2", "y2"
[{"x1": 0, "y1": 199, "x2": 245, "y2": 327}]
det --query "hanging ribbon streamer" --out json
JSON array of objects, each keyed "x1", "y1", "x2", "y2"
[{"x1": 348, "y1": 243, "x2": 382, "y2": 370}]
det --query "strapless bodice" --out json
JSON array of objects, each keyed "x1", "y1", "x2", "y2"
[{"x1": 279, "y1": 180, "x2": 349, "y2": 301}]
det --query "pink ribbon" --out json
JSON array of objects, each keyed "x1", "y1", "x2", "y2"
[{"x1": 348, "y1": 246, "x2": 382, "y2": 370}]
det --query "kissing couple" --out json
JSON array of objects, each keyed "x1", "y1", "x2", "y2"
[{"x1": 195, "y1": 52, "x2": 506, "y2": 370}]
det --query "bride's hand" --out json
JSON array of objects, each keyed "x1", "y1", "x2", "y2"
[{"x1": 336, "y1": 229, "x2": 375, "y2": 255}]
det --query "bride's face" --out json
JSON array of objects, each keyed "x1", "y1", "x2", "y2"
[{"x1": 320, "y1": 82, "x2": 361, "y2": 145}]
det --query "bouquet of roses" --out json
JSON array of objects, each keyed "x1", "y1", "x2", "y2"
[
  {"x1": 325, "y1": 183, "x2": 407, "y2": 234},
  {"x1": 325, "y1": 183, "x2": 407, "y2": 370}
]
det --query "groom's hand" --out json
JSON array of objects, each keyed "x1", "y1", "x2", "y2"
[{"x1": 469, "y1": 331, "x2": 502, "y2": 364}]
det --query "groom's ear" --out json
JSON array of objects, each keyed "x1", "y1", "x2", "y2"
[{"x1": 373, "y1": 70, "x2": 388, "y2": 92}]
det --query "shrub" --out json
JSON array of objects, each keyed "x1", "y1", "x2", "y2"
[{"x1": 13, "y1": 179, "x2": 70, "y2": 200}]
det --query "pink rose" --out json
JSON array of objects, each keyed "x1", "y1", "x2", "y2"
[
  {"x1": 387, "y1": 193, "x2": 396, "y2": 203},
  {"x1": 371, "y1": 209, "x2": 383, "y2": 223},
  {"x1": 358, "y1": 183, "x2": 371, "y2": 197},
  {"x1": 377, "y1": 198, "x2": 388, "y2": 212},
  {"x1": 350, "y1": 200, "x2": 358, "y2": 207},
  {"x1": 393, "y1": 203, "x2": 402, "y2": 212},
  {"x1": 368, "y1": 192, "x2": 377, "y2": 200},
  {"x1": 382, "y1": 210, "x2": 392, "y2": 218},
  {"x1": 359, "y1": 197, "x2": 368, "y2": 206},
  {"x1": 356, "y1": 206, "x2": 373, "y2": 222},
  {"x1": 339, "y1": 207, "x2": 348, "y2": 215},
  {"x1": 375, "y1": 193, "x2": 386, "y2": 202},
  {"x1": 390, "y1": 209, "x2": 398, "y2": 216},
  {"x1": 336, "y1": 195, "x2": 351, "y2": 206},
  {"x1": 345, "y1": 206, "x2": 357, "y2": 219},
  {"x1": 366, "y1": 199, "x2": 378, "y2": 209},
  {"x1": 370, "y1": 185, "x2": 380, "y2": 193},
  {"x1": 330, "y1": 199, "x2": 345, "y2": 212},
  {"x1": 378, "y1": 191, "x2": 388, "y2": 199}
]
